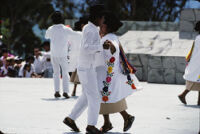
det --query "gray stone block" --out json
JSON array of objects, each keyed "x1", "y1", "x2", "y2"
[
  {"x1": 192, "y1": 32, "x2": 198, "y2": 39},
  {"x1": 148, "y1": 68, "x2": 164, "y2": 83},
  {"x1": 175, "y1": 57, "x2": 186, "y2": 73},
  {"x1": 180, "y1": 9, "x2": 196, "y2": 21},
  {"x1": 194, "y1": 9, "x2": 200, "y2": 21},
  {"x1": 128, "y1": 54, "x2": 142, "y2": 67},
  {"x1": 162, "y1": 57, "x2": 176, "y2": 69},
  {"x1": 148, "y1": 56, "x2": 162, "y2": 69},
  {"x1": 176, "y1": 73, "x2": 186, "y2": 84},
  {"x1": 179, "y1": 32, "x2": 193, "y2": 40},
  {"x1": 163, "y1": 69, "x2": 176, "y2": 84},
  {"x1": 142, "y1": 66, "x2": 148, "y2": 81},
  {"x1": 139, "y1": 54, "x2": 148, "y2": 66},
  {"x1": 135, "y1": 67, "x2": 143, "y2": 81},
  {"x1": 180, "y1": 21, "x2": 194, "y2": 32}
]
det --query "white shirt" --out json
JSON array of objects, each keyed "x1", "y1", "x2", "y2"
[
  {"x1": 34, "y1": 56, "x2": 44, "y2": 74},
  {"x1": 18, "y1": 63, "x2": 35, "y2": 77},
  {"x1": 183, "y1": 35, "x2": 200, "y2": 82},
  {"x1": 41, "y1": 51, "x2": 53, "y2": 70},
  {"x1": 45, "y1": 24, "x2": 79, "y2": 57},
  {"x1": 78, "y1": 22, "x2": 103, "y2": 68}
]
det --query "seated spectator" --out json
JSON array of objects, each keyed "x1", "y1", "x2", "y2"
[
  {"x1": 41, "y1": 41, "x2": 53, "y2": 78},
  {"x1": 18, "y1": 56, "x2": 35, "y2": 77},
  {"x1": 0, "y1": 48, "x2": 14, "y2": 66},
  {"x1": 33, "y1": 48, "x2": 44, "y2": 77},
  {"x1": 0, "y1": 58, "x2": 11, "y2": 77},
  {"x1": 7, "y1": 57, "x2": 18, "y2": 77},
  {"x1": 23, "y1": 63, "x2": 37, "y2": 78}
]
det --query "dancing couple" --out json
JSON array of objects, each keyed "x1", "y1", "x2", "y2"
[{"x1": 62, "y1": 5, "x2": 141, "y2": 134}]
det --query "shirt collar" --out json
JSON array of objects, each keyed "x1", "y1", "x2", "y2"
[{"x1": 88, "y1": 21, "x2": 98, "y2": 29}]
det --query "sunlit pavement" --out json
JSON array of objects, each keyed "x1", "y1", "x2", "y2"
[{"x1": 0, "y1": 78, "x2": 199, "y2": 134}]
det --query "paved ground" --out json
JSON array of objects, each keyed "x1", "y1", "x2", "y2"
[{"x1": 0, "y1": 78, "x2": 199, "y2": 134}]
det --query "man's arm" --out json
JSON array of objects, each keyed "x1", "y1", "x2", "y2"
[{"x1": 81, "y1": 30, "x2": 102, "y2": 54}]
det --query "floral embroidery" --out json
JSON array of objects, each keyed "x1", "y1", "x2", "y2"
[
  {"x1": 101, "y1": 56, "x2": 115, "y2": 102},
  {"x1": 126, "y1": 74, "x2": 136, "y2": 90},
  {"x1": 197, "y1": 75, "x2": 200, "y2": 82}
]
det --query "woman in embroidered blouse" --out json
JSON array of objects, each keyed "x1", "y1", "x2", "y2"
[
  {"x1": 178, "y1": 21, "x2": 200, "y2": 105},
  {"x1": 96, "y1": 11, "x2": 142, "y2": 133}
]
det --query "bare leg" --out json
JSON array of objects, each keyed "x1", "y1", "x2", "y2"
[
  {"x1": 103, "y1": 114, "x2": 111, "y2": 125},
  {"x1": 71, "y1": 84, "x2": 77, "y2": 96},
  {"x1": 100, "y1": 114, "x2": 113, "y2": 132},
  {"x1": 120, "y1": 110, "x2": 135, "y2": 132},
  {"x1": 198, "y1": 91, "x2": 200, "y2": 106},
  {"x1": 178, "y1": 89, "x2": 190, "y2": 104},
  {"x1": 120, "y1": 110, "x2": 129, "y2": 121}
]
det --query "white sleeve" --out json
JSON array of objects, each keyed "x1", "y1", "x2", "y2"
[
  {"x1": 45, "y1": 28, "x2": 51, "y2": 39},
  {"x1": 82, "y1": 30, "x2": 102, "y2": 54}
]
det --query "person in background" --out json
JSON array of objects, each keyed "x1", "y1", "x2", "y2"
[
  {"x1": 0, "y1": 57, "x2": 10, "y2": 77},
  {"x1": 33, "y1": 47, "x2": 44, "y2": 77},
  {"x1": 14, "y1": 57, "x2": 23, "y2": 77},
  {"x1": 18, "y1": 56, "x2": 35, "y2": 77},
  {"x1": 69, "y1": 17, "x2": 88, "y2": 96},
  {"x1": 45, "y1": 11, "x2": 79, "y2": 99},
  {"x1": 22, "y1": 63, "x2": 37, "y2": 78},
  {"x1": 0, "y1": 48, "x2": 14, "y2": 66},
  {"x1": 41, "y1": 41, "x2": 53, "y2": 78},
  {"x1": 7, "y1": 57, "x2": 17, "y2": 77},
  {"x1": 178, "y1": 21, "x2": 200, "y2": 106}
]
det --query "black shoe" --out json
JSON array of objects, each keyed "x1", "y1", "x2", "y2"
[
  {"x1": 178, "y1": 95, "x2": 187, "y2": 105},
  {"x1": 86, "y1": 125, "x2": 103, "y2": 134},
  {"x1": 63, "y1": 92, "x2": 70, "y2": 99},
  {"x1": 54, "y1": 92, "x2": 61, "y2": 98},
  {"x1": 123, "y1": 115, "x2": 135, "y2": 132},
  {"x1": 100, "y1": 123, "x2": 113, "y2": 133},
  {"x1": 63, "y1": 117, "x2": 80, "y2": 132}
]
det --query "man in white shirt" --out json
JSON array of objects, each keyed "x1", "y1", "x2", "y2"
[
  {"x1": 45, "y1": 11, "x2": 79, "y2": 99},
  {"x1": 63, "y1": 5, "x2": 105, "y2": 134},
  {"x1": 33, "y1": 48, "x2": 44, "y2": 76},
  {"x1": 41, "y1": 41, "x2": 53, "y2": 78}
]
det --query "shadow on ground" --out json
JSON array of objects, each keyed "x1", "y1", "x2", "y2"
[
  {"x1": 41, "y1": 96, "x2": 79, "y2": 101},
  {"x1": 63, "y1": 132, "x2": 131, "y2": 134}
]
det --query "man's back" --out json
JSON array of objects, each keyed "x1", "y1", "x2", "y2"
[{"x1": 45, "y1": 24, "x2": 72, "y2": 57}]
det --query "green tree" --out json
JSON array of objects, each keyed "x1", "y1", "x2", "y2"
[
  {"x1": 81, "y1": 0, "x2": 188, "y2": 21},
  {"x1": 0, "y1": 0, "x2": 54, "y2": 56}
]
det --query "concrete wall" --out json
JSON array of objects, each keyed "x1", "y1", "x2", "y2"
[
  {"x1": 179, "y1": 9, "x2": 200, "y2": 39},
  {"x1": 65, "y1": 19, "x2": 179, "y2": 35},
  {"x1": 127, "y1": 54, "x2": 186, "y2": 84}
]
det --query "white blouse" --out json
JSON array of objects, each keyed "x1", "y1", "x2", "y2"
[{"x1": 183, "y1": 35, "x2": 200, "y2": 82}]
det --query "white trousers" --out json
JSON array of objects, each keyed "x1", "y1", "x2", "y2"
[
  {"x1": 51, "y1": 57, "x2": 69, "y2": 93},
  {"x1": 69, "y1": 67, "x2": 101, "y2": 126}
]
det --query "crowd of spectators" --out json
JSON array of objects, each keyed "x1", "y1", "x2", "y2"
[{"x1": 0, "y1": 41, "x2": 53, "y2": 78}]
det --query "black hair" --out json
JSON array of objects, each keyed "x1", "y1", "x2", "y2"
[
  {"x1": 51, "y1": 11, "x2": 64, "y2": 24},
  {"x1": 2, "y1": 48, "x2": 8, "y2": 54},
  {"x1": 42, "y1": 41, "x2": 50, "y2": 47},
  {"x1": 25, "y1": 55, "x2": 34, "y2": 62},
  {"x1": 194, "y1": 21, "x2": 200, "y2": 34},
  {"x1": 24, "y1": 63, "x2": 31, "y2": 70},
  {"x1": 74, "y1": 16, "x2": 88, "y2": 31},
  {"x1": 103, "y1": 11, "x2": 123, "y2": 33},
  {"x1": 89, "y1": 4, "x2": 105, "y2": 22}
]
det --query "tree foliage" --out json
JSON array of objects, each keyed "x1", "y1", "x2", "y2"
[
  {"x1": 0, "y1": 0, "x2": 54, "y2": 56},
  {"x1": 0, "y1": 0, "x2": 189, "y2": 56}
]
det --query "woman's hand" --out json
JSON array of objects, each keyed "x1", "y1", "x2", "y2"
[
  {"x1": 103, "y1": 40, "x2": 110, "y2": 49},
  {"x1": 103, "y1": 40, "x2": 116, "y2": 54}
]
